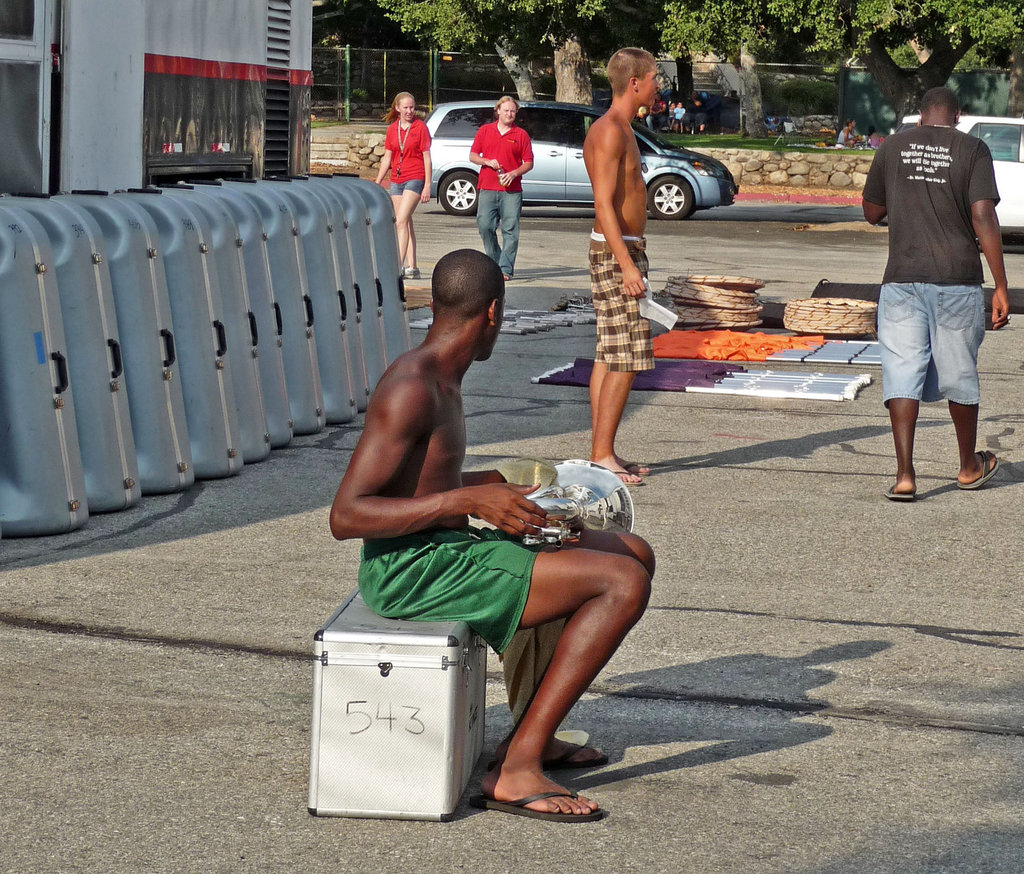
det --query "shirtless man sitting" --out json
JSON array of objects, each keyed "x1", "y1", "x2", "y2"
[
  {"x1": 329, "y1": 248, "x2": 655, "y2": 822},
  {"x1": 584, "y1": 48, "x2": 660, "y2": 485}
]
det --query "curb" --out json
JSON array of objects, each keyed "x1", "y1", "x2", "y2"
[{"x1": 735, "y1": 191, "x2": 861, "y2": 205}]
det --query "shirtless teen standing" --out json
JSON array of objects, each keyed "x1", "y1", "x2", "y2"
[
  {"x1": 330, "y1": 249, "x2": 655, "y2": 821},
  {"x1": 583, "y1": 48, "x2": 659, "y2": 485}
]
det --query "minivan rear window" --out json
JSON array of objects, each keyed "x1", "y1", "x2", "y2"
[
  {"x1": 435, "y1": 107, "x2": 495, "y2": 138},
  {"x1": 967, "y1": 123, "x2": 1022, "y2": 163},
  {"x1": 516, "y1": 108, "x2": 570, "y2": 145}
]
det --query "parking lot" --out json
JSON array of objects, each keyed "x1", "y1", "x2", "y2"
[{"x1": 3, "y1": 203, "x2": 1024, "y2": 873}]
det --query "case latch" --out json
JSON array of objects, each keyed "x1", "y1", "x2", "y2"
[{"x1": 378, "y1": 661, "x2": 393, "y2": 677}]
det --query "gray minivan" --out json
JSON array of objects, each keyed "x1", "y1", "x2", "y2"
[{"x1": 425, "y1": 101, "x2": 737, "y2": 220}]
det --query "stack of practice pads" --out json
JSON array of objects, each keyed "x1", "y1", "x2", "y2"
[
  {"x1": 664, "y1": 275, "x2": 765, "y2": 329},
  {"x1": 403, "y1": 285, "x2": 433, "y2": 310},
  {"x1": 783, "y1": 297, "x2": 877, "y2": 337}
]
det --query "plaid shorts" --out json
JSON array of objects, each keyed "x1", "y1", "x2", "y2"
[{"x1": 589, "y1": 238, "x2": 653, "y2": 372}]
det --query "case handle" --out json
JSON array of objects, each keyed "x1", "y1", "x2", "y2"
[
  {"x1": 107, "y1": 338, "x2": 123, "y2": 379},
  {"x1": 247, "y1": 311, "x2": 259, "y2": 347},
  {"x1": 338, "y1": 290, "x2": 347, "y2": 321},
  {"x1": 353, "y1": 283, "x2": 363, "y2": 313},
  {"x1": 52, "y1": 351, "x2": 69, "y2": 394},
  {"x1": 303, "y1": 295, "x2": 315, "y2": 328},
  {"x1": 213, "y1": 320, "x2": 227, "y2": 357},
  {"x1": 398, "y1": 276, "x2": 406, "y2": 303},
  {"x1": 273, "y1": 302, "x2": 283, "y2": 336},
  {"x1": 160, "y1": 328, "x2": 176, "y2": 367},
  {"x1": 375, "y1": 278, "x2": 384, "y2": 308}
]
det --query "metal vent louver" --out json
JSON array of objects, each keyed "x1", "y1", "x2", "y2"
[
  {"x1": 267, "y1": 0, "x2": 292, "y2": 67},
  {"x1": 265, "y1": 0, "x2": 292, "y2": 175}
]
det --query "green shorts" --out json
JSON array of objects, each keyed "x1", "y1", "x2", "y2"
[{"x1": 358, "y1": 528, "x2": 544, "y2": 653}]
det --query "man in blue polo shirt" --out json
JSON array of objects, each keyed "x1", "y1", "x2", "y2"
[{"x1": 470, "y1": 96, "x2": 534, "y2": 280}]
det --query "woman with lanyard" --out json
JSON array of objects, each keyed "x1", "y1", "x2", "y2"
[{"x1": 375, "y1": 92, "x2": 432, "y2": 279}]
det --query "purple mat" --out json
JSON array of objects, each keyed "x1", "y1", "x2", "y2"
[{"x1": 535, "y1": 357, "x2": 746, "y2": 391}]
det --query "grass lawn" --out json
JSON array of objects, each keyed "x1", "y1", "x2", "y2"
[{"x1": 659, "y1": 132, "x2": 837, "y2": 153}]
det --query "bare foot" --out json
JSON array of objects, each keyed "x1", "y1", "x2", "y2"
[
  {"x1": 957, "y1": 450, "x2": 999, "y2": 489},
  {"x1": 492, "y1": 736, "x2": 606, "y2": 769},
  {"x1": 616, "y1": 456, "x2": 650, "y2": 477},
  {"x1": 888, "y1": 475, "x2": 916, "y2": 497},
  {"x1": 481, "y1": 762, "x2": 599, "y2": 817},
  {"x1": 591, "y1": 455, "x2": 643, "y2": 484},
  {"x1": 544, "y1": 737, "x2": 607, "y2": 767}
]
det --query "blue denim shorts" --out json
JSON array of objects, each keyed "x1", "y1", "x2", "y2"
[
  {"x1": 389, "y1": 178, "x2": 424, "y2": 196},
  {"x1": 878, "y1": 282, "x2": 985, "y2": 405}
]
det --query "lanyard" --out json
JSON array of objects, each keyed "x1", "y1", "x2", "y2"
[{"x1": 396, "y1": 122, "x2": 410, "y2": 178}]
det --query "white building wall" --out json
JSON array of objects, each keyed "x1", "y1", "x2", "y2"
[
  {"x1": 144, "y1": 0, "x2": 267, "y2": 66},
  {"x1": 61, "y1": 0, "x2": 145, "y2": 191}
]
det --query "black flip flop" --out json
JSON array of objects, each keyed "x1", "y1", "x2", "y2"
[
  {"x1": 958, "y1": 451, "x2": 1000, "y2": 490},
  {"x1": 469, "y1": 791, "x2": 604, "y2": 822}
]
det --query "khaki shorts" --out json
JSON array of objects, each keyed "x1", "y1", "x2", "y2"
[{"x1": 589, "y1": 238, "x2": 653, "y2": 372}]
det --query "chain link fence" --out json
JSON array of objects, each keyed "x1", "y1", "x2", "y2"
[
  {"x1": 311, "y1": 49, "x2": 849, "y2": 133},
  {"x1": 312, "y1": 47, "x2": 558, "y2": 121},
  {"x1": 757, "y1": 63, "x2": 840, "y2": 118}
]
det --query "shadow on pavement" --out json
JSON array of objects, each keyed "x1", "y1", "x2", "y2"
[
  {"x1": 793, "y1": 829, "x2": 1024, "y2": 873},
  {"x1": 480, "y1": 640, "x2": 891, "y2": 795},
  {"x1": 652, "y1": 424, "x2": 900, "y2": 473}
]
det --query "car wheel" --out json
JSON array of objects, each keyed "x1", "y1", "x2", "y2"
[
  {"x1": 647, "y1": 175, "x2": 696, "y2": 220},
  {"x1": 439, "y1": 171, "x2": 479, "y2": 216}
]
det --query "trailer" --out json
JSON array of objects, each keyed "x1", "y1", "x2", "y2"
[{"x1": 0, "y1": 0, "x2": 312, "y2": 194}]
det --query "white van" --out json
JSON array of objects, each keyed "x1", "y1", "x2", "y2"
[{"x1": 900, "y1": 115, "x2": 1024, "y2": 233}]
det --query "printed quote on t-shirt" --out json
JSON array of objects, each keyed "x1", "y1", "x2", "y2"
[{"x1": 900, "y1": 143, "x2": 951, "y2": 185}]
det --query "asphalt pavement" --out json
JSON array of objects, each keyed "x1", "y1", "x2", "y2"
[{"x1": 3, "y1": 202, "x2": 1024, "y2": 873}]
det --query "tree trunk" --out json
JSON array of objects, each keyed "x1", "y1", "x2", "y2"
[
  {"x1": 909, "y1": 39, "x2": 930, "y2": 64},
  {"x1": 674, "y1": 53, "x2": 693, "y2": 101},
  {"x1": 737, "y1": 44, "x2": 768, "y2": 138},
  {"x1": 552, "y1": 35, "x2": 592, "y2": 104},
  {"x1": 495, "y1": 40, "x2": 536, "y2": 100},
  {"x1": 860, "y1": 31, "x2": 974, "y2": 122},
  {"x1": 1008, "y1": 41, "x2": 1024, "y2": 117}
]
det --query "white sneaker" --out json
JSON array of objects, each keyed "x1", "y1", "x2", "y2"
[{"x1": 403, "y1": 267, "x2": 421, "y2": 280}]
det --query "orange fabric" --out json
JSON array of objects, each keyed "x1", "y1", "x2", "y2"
[{"x1": 653, "y1": 330, "x2": 826, "y2": 361}]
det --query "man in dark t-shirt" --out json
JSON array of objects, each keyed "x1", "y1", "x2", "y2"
[{"x1": 862, "y1": 86, "x2": 1009, "y2": 501}]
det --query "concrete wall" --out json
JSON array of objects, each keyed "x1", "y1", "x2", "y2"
[
  {"x1": 310, "y1": 127, "x2": 876, "y2": 189},
  {"x1": 310, "y1": 128, "x2": 386, "y2": 175},
  {"x1": 702, "y1": 147, "x2": 874, "y2": 189}
]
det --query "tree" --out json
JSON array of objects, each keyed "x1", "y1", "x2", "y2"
[
  {"x1": 495, "y1": 41, "x2": 537, "y2": 100},
  {"x1": 663, "y1": 0, "x2": 1022, "y2": 133},
  {"x1": 1010, "y1": 41, "x2": 1024, "y2": 116},
  {"x1": 312, "y1": 0, "x2": 419, "y2": 48},
  {"x1": 660, "y1": 0, "x2": 783, "y2": 136},
  {"x1": 376, "y1": 0, "x2": 663, "y2": 103},
  {"x1": 805, "y1": 0, "x2": 1024, "y2": 119}
]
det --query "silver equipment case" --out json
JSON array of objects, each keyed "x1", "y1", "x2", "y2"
[{"x1": 308, "y1": 590, "x2": 486, "y2": 820}]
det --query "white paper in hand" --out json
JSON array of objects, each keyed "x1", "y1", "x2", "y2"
[{"x1": 638, "y1": 278, "x2": 678, "y2": 329}]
